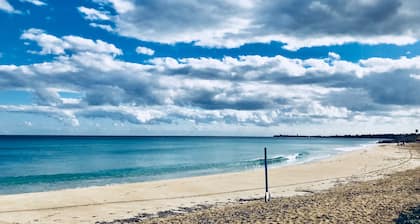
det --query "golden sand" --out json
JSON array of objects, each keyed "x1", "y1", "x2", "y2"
[{"x1": 142, "y1": 167, "x2": 420, "y2": 224}]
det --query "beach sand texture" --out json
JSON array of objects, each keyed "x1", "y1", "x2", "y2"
[
  {"x1": 0, "y1": 143, "x2": 418, "y2": 224},
  {"x1": 142, "y1": 164, "x2": 420, "y2": 224}
]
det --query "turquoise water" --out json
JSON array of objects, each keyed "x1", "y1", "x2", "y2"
[{"x1": 0, "y1": 136, "x2": 376, "y2": 195}]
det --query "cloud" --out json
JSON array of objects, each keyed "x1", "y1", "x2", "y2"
[
  {"x1": 0, "y1": 105, "x2": 80, "y2": 126},
  {"x1": 93, "y1": 0, "x2": 135, "y2": 13},
  {"x1": 0, "y1": 0, "x2": 18, "y2": 13},
  {"x1": 77, "y1": 6, "x2": 115, "y2": 32},
  {"x1": 62, "y1": 36, "x2": 122, "y2": 55},
  {"x1": 361, "y1": 70, "x2": 420, "y2": 106},
  {"x1": 79, "y1": 0, "x2": 420, "y2": 50},
  {"x1": 21, "y1": 28, "x2": 122, "y2": 55},
  {"x1": 78, "y1": 6, "x2": 111, "y2": 21},
  {"x1": 1, "y1": 30, "x2": 420, "y2": 128},
  {"x1": 410, "y1": 74, "x2": 420, "y2": 80},
  {"x1": 89, "y1": 23, "x2": 114, "y2": 32},
  {"x1": 20, "y1": 0, "x2": 46, "y2": 6},
  {"x1": 249, "y1": 0, "x2": 419, "y2": 49},
  {"x1": 328, "y1": 52, "x2": 340, "y2": 60},
  {"x1": 135, "y1": 46, "x2": 154, "y2": 56},
  {"x1": 21, "y1": 28, "x2": 67, "y2": 54},
  {"x1": 0, "y1": 0, "x2": 45, "y2": 14},
  {"x1": 82, "y1": 0, "x2": 252, "y2": 47}
]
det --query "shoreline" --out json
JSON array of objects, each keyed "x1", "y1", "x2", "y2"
[
  {"x1": 0, "y1": 143, "x2": 418, "y2": 224},
  {"x1": 142, "y1": 165, "x2": 420, "y2": 223},
  {"x1": 0, "y1": 141, "x2": 377, "y2": 196}
]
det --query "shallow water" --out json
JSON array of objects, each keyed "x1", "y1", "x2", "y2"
[{"x1": 0, "y1": 136, "x2": 376, "y2": 194}]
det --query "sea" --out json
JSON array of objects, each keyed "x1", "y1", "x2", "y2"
[{"x1": 0, "y1": 136, "x2": 378, "y2": 195}]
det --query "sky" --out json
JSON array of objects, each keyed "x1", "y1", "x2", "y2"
[{"x1": 0, "y1": 0, "x2": 419, "y2": 136}]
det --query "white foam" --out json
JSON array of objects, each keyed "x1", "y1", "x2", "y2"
[
  {"x1": 285, "y1": 153, "x2": 300, "y2": 162},
  {"x1": 301, "y1": 154, "x2": 331, "y2": 163},
  {"x1": 334, "y1": 143, "x2": 376, "y2": 152}
]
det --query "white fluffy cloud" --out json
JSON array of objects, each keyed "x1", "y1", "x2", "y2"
[
  {"x1": 94, "y1": 0, "x2": 135, "y2": 14},
  {"x1": 77, "y1": 0, "x2": 420, "y2": 50},
  {"x1": 135, "y1": 46, "x2": 154, "y2": 56},
  {"x1": 78, "y1": 6, "x2": 115, "y2": 32},
  {"x1": 1, "y1": 29, "x2": 420, "y2": 129},
  {"x1": 21, "y1": 28, "x2": 122, "y2": 55},
  {"x1": 0, "y1": 0, "x2": 17, "y2": 13},
  {"x1": 78, "y1": 6, "x2": 111, "y2": 21},
  {"x1": 89, "y1": 23, "x2": 114, "y2": 32},
  {"x1": 0, "y1": 0, "x2": 46, "y2": 14},
  {"x1": 328, "y1": 52, "x2": 341, "y2": 60}
]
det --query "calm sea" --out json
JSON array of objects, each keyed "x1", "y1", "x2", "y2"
[{"x1": 0, "y1": 136, "x2": 377, "y2": 194}]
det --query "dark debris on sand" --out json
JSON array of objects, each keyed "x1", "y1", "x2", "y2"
[
  {"x1": 96, "y1": 204, "x2": 212, "y2": 224},
  {"x1": 395, "y1": 205, "x2": 420, "y2": 224},
  {"x1": 141, "y1": 168, "x2": 420, "y2": 224},
  {"x1": 95, "y1": 213, "x2": 154, "y2": 224}
]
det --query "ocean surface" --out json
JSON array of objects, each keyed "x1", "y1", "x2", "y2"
[{"x1": 0, "y1": 136, "x2": 377, "y2": 195}]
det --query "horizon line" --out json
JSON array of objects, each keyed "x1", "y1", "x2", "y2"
[{"x1": 0, "y1": 133, "x2": 417, "y2": 138}]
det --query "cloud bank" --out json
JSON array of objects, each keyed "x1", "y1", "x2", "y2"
[
  {"x1": 80, "y1": 0, "x2": 420, "y2": 50},
  {"x1": 1, "y1": 29, "x2": 419, "y2": 128}
]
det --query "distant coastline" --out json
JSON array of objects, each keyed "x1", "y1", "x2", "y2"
[{"x1": 273, "y1": 133, "x2": 419, "y2": 143}]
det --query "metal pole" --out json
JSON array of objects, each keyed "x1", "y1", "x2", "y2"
[{"x1": 264, "y1": 147, "x2": 270, "y2": 202}]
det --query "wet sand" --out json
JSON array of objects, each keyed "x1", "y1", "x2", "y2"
[{"x1": 0, "y1": 143, "x2": 418, "y2": 224}]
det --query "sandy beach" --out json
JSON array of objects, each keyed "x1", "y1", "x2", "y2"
[
  {"x1": 142, "y1": 163, "x2": 420, "y2": 223},
  {"x1": 0, "y1": 143, "x2": 418, "y2": 224}
]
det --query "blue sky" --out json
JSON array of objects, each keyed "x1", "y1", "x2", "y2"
[{"x1": 0, "y1": 0, "x2": 419, "y2": 135}]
